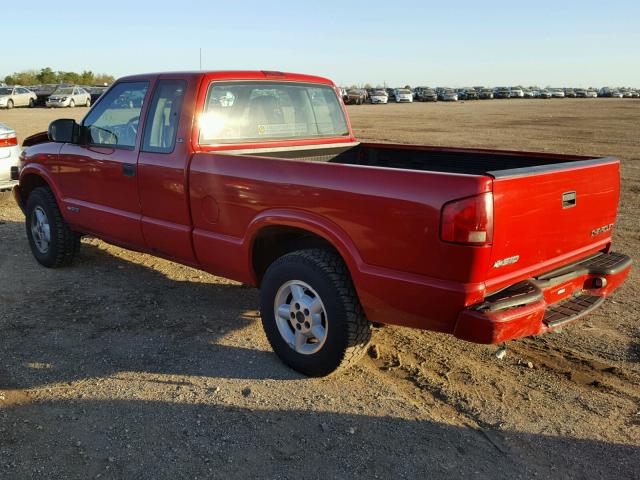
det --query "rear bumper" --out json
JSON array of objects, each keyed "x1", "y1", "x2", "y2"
[{"x1": 453, "y1": 252, "x2": 632, "y2": 343}]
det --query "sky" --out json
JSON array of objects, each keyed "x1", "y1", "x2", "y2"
[{"x1": 3, "y1": 0, "x2": 639, "y2": 87}]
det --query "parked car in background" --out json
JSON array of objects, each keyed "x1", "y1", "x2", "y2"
[
  {"x1": 509, "y1": 87, "x2": 524, "y2": 98},
  {"x1": 439, "y1": 88, "x2": 458, "y2": 101},
  {"x1": 610, "y1": 90, "x2": 623, "y2": 98},
  {"x1": 0, "y1": 86, "x2": 37, "y2": 109},
  {"x1": 344, "y1": 89, "x2": 366, "y2": 105},
  {"x1": 458, "y1": 88, "x2": 478, "y2": 100},
  {"x1": 28, "y1": 84, "x2": 60, "y2": 106},
  {"x1": 415, "y1": 87, "x2": 437, "y2": 101},
  {"x1": 83, "y1": 86, "x2": 109, "y2": 104},
  {"x1": 586, "y1": 89, "x2": 598, "y2": 98},
  {"x1": 550, "y1": 88, "x2": 565, "y2": 98},
  {"x1": 385, "y1": 88, "x2": 396, "y2": 102},
  {"x1": 575, "y1": 88, "x2": 588, "y2": 98},
  {"x1": 522, "y1": 89, "x2": 535, "y2": 98},
  {"x1": 0, "y1": 123, "x2": 20, "y2": 191},
  {"x1": 537, "y1": 89, "x2": 551, "y2": 98},
  {"x1": 493, "y1": 87, "x2": 511, "y2": 99},
  {"x1": 394, "y1": 88, "x2": 413, "y2": 103},
  {"x1": 46, "y1": 86, "x2": 92, "y2": 108},
  {"x1": 369, "y1": 90, "x2": 389, "y2": 104},
  {"x1": 479, "y1": 88, "x2": 494, "y2": 99},
  {"x1": 564, "y1": 88, "x2": 576, "y2": 98}
]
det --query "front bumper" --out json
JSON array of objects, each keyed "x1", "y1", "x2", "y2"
[
  {"x1": 46, "y1": 101, "x2": 69, "y2": 107},
  {"x1": 454, "y1": 252, "x2": 632, "y2": 343}
]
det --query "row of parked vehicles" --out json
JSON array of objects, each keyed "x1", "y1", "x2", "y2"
[
  {"x1": 0, "y1": 83, "x2": 109, "y2": 109},
  {"x1": 341, "y1": 86, "x2": 640, "y2": 104}
]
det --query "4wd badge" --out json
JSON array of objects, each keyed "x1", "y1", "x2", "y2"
[{"x1": 591, "y1": 223, "x2": 614, "y2": 237}]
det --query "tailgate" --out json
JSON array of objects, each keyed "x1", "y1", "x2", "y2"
[{"x1": 486, "y1": 158, "x2": 620, "y2": 290}]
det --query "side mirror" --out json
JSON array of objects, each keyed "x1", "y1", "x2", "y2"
[{"x1": 48, "y1": 119, "x2": 79, "y2": 143}]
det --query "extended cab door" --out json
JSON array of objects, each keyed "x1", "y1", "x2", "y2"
[
  {"x1": 137, "y1": 77, "x2": 197, "y2": 263},
  {"x1": 56, "y1": 81, "x2": 151, "y2": 247}
]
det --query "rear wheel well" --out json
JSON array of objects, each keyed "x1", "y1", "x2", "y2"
[{"x1": 252, "y1": 226, "x2": 340, "y2": 286}]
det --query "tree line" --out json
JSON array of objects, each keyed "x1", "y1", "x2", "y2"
[{"x1": 3, "y1": 68, "x2": 115, "y2": 86}]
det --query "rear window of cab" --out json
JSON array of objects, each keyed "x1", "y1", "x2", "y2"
[{"x1": 198, "y1": 81, "x2": 349, "y2": 145}]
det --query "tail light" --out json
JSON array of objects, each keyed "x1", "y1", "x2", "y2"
[
  {"x1": 440, "y1": 192, "x2": 493, "y2": 246},
  {"x1": 0, "y1": 133, "x2": 18, "y2": 147}
]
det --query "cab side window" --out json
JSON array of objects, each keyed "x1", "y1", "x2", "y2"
[
  {"x1": 142, "y1": 80, "x2": 186, "y2": 154},
  {"x1": 83, "y1": 82, "x2": 149, "y2": 148}
]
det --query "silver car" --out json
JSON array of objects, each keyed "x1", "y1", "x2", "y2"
[
  {"x1": 46, "y1": 86, "x2": 92, "y2": 108},
  {"x1": 0, "y1": 86, "x2": 37, "y2": 109},
  {"x1": 0, "y1": 123, "x2": 20, "y2": 191}
]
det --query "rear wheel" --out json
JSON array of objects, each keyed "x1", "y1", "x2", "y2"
[
  {"x1": 25, "y1": 187, "x2": 80, "y2": 268},
  {"x1": 28, "y1": 98, "x2": 35, "y2": 108},
  {"x1": 260, "y1": 249, "x2": 371, "y2": 376},
  {"x1": 7, "y1": 99, "x2": 13, "y2": 109},
  {"x1": 85, "y1": 98, "x2": 91, "y2": 107}
]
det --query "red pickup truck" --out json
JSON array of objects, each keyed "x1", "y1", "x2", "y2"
[{"x1": 14, "y1": 70, "x2": 631, "y2": 376}]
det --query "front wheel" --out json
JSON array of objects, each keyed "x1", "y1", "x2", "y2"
[
  {"x1": 260, "y1": 249, "x2": 371, "y2": 376},
  {"x1": 69, "y1": 100, "x2": 75, "y2": 108},
  {"x1": 25, "y1": 187, "x2": 80, "y2": 268},
  {"x1": 7, "y1": 99, "x2": 13, "y2": 109}
]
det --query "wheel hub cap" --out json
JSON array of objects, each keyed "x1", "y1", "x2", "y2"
[
  {"x1": 274, "y1": 280, "x2": 328, "y2": 355},
  {"x1": 30, "y1": 206, "x2": 51, "y2": 254}
]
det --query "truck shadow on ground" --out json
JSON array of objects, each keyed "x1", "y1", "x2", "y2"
[
  {"x1": 0, "y1": 219, "x2": 304, "y2": 389},
  {"x1": 1, "y1": 397, "x2": 638, "y2": 479}
]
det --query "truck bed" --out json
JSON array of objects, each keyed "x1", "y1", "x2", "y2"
[{"x1": 242, "y1": 142, "x2": 604, "y2": 177}]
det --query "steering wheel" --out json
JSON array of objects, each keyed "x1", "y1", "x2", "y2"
[{"x1": 127, "y1": 116, "x2": 140, "y2": 136}]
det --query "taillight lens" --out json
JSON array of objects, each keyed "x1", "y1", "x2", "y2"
[
  {"x1": 0, "y1": 134, "x2": 17, "y2": 147},
  {"x1": 440, "y1": 192, "x2": 493, "y2": 245}
]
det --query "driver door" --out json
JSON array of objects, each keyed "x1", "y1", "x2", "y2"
[{"x1": 56, "y1": 81, "x2": 150, "y2": 247}]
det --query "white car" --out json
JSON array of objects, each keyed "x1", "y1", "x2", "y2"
[
  {"x1": 510, "y1": 87, "x2": 524, "y2": 98},
  {"x1": 370, "y1": 90, "x2": 389, "y2": 104},
  {"x1": 550, "y1": 88, "x2": 565, "y2": 98},
  {"x1": 0, "y1": 123, "x2": 20, "y2": 191},
  {"x1": 46, "y1": 86, "x2": 92, "y2": 108},
  {"x1": 0, "y1": 86, "x2": 37, "y2": 109},
  {"x1": 394, "y1": 88, "x2": 413, "y2": 103}
]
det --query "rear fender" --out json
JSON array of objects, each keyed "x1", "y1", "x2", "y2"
[{"x1": 246, "y1": 209, "x2": 365, "y2": 287}]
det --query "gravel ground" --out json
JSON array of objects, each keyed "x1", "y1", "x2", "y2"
[{"x1": 0, "y1": 99, "x2": 639, "y2": 479}]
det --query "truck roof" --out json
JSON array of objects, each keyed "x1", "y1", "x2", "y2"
[{"x1": 117, "y1": 70, "x2": 336, "y2": 86}]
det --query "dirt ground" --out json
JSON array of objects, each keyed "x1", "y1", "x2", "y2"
[{"x1": 1, "y1": 100, "x2": 638, "y2": 479}]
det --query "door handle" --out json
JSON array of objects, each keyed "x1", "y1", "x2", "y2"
[{"x1": 122, "y1": 163, "x2": 136, "y2": 177}]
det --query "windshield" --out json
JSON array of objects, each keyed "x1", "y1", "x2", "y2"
[
  {"x1": 199, "y1": 81, "x2": 349, "y2": 145},
  {"x1": 53, "y1": 87, "x2": 74, "y2": 95},
  {"x1": 372, "y1": 90, "x2": 387, "y2": 96},
  {"x1": 0, "y1": 88, "x2": 12, "y2": 95},
  {"x1": 397, "y1": 89, "x2": 411, "y2": 94}
]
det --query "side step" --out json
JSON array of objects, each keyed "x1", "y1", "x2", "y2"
[{"x1": 543, "y1": 294, "x2": 604, "y2": 327}]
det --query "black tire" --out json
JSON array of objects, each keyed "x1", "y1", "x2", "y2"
[
  {"x1": 260, "y1": 248, "x2": 371, "y2": 376},
  {"x1": 29, "y1": 98, "x2": 35, "y2": 108},
  {"x1": 69, "y1": 100, "x2": 75, "y2": 108},
  {"x1": 25, "y1": 186, "x2": 80, "y2": 268},
  {"x1": 7, "y1": 99, "x2": 13, "y2": 109}
]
